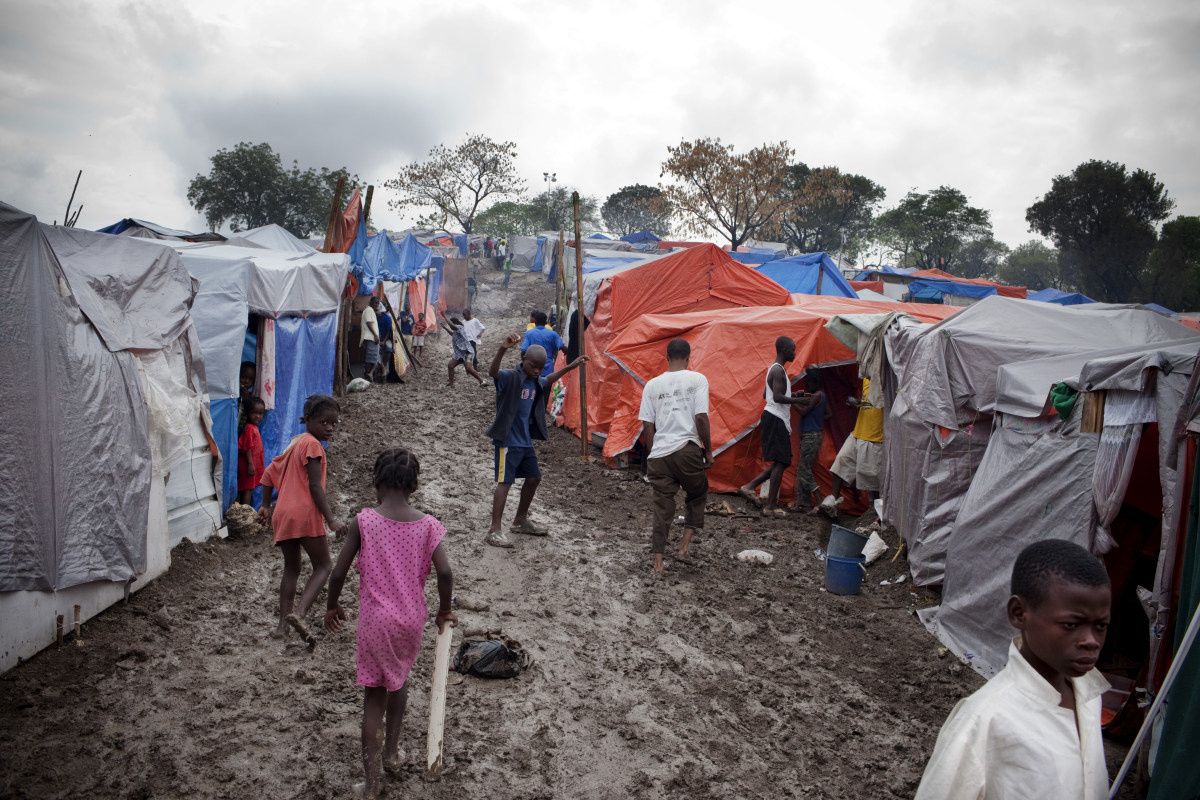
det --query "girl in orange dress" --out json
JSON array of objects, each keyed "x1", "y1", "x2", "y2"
[{"x1": 259, "y1": 395, "x2": 342, "y2": 645}]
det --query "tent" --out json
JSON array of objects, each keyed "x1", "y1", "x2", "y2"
[
  {"x1": 557, "y1": 244, "x2": 792, "y2": 442},
  {"x1": 756, "y1": 253, "x2": 858, "y2": 298},
  {"x1": 96, "y1": 217, "x2": 223, "y2": 243},
  {"x1": 1145, "y1": 302, "x2": 1175, "y2": 316},
  {"x1": 620, "y1": 230, "x2": 661, "y2": 245},
  {"x1": 159, "y1": 241, "x2": 347, "y2": 506},
  {"x1": 354, "y1": 231, "x2": 431, "y2": 294},
  {"x1": 728, "y1": 251, "x2": 777, "y2": 266},
  {"x1": 908, "y1": 268, "x2": 1027, "y2": 301},
  {"x1": 600, "y1": 298, "x2": 958, "y2": 503},
  {"x1": 882, "y1": 296, "x2": 1200, "y2": 587},
  {"x1": 238, "y1": 223, "x2": 315, "y2": 254},
  {"x1": 1028, "y1": 287, "x2": 1095, "y2": 305},
  {"x1": 2, "y1": 203, "x2": 220, "y2": 672},
  {"x1": 509, "y1": 235, "x2": 548, "y2": 272}
]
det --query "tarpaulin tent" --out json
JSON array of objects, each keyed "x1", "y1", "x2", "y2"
[
  {"x1": 600, "y1": 298, "x2": 959, "y2": 503},
  {"x1": 883, "y1": 296, "x2": 1200, "y2": 586},
  {"x1": 756, "y1": 253, "x2": 858, "y2": 298},
  {"x1": 1145, "y1": 302, "x2": 1175, "y2": 316},
  {"x1": 921, "y1": 340, "x2": 1200, "y2": 681},
  {"x1": 850, "y1": 279, "x2": 885, "y2": 294},
  {"x1": 1028, "y1": 287, "x2": 1095, "y2": 305},
  {"x1": 728, "y1": 251, "x2": 777, "y2": 266},
  {"x1": 2, "y1": 203, "x2": 219, "y2": 671},
  {"x1": 620, "y1": 230, "x2": 661, "y2": 244},
  {"x1": 558, "y1": 244, "x2": 792, "y2": 442},
  {"x1": 95, "y1": 218, "x2": 223, "y2": 243},
  {"x1": 909, "y1": 268, "x2": 1027, "y2": 300},
  {"x1": 354, "y1": 231, "x2": 431, "y2": 294},
  {"x1": 509, "y1": 235, "x2": 546, "y2": 272},
  {"x1": 238, "y1": 224, "x2": 315, "y2": 254}
]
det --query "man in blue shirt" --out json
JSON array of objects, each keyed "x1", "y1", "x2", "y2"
[
  {"x1": 484, "y1": 332, "x2": 587, "y2": 548},
  {"x1": 520, "y1": 310, "x2": 565, "y2": 379}
]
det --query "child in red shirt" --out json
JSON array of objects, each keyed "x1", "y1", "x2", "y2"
[
  {"x1": 237, "y1": 397, "x2": 266, "y2": 505},
  {"x1": 412, "y1": 313, "x2": 428, "y2": 359}
]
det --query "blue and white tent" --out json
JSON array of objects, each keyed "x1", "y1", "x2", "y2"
[
  {"x1": 755, "y1": 253, "x2": 858, "y2": 297},
  {"x1": 1028, "y1": 287, "x2": 1095, "y2": 306}
]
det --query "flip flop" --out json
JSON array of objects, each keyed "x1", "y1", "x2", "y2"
[
  {"x1": 736, "y1": 488, "x2": 761, "y2": 506},
  {"x1": 761, "y1": 507, "x2": 787, "y2": 518}
]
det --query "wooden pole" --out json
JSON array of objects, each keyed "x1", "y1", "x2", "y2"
[
  {"x1": 55, "y1": 614, "x2": 64, "y2": 645},
  {"x1": 363, "y1": 185, "x2": 374, "y2": 229},
  {"x1": 573, "y1": 192, "x2": 588, "y2": 459},
  {"x1": 64, "y1": 170, "x2": 81, "y2": 228},
  {"x1": 556, "y1": 231, "x2": 567, "y2": 331},
  {"x1": 321, "y1": 176, "x2": 347, "y2": 253},
  {"x1": 72, "y1": 604, "x2": 82, "y2": 645},
  {"x1": 424, "y1": 624, "x2": 455, "y2": 781}
]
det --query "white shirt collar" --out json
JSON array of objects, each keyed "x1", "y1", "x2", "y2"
[{"x1": 1006, "y1": 640, "x2": 1110, "y2": 708}]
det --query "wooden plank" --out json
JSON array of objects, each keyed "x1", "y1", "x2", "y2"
[{"x1": 424, "y1": 624, "x2": 455, "y2": 781}]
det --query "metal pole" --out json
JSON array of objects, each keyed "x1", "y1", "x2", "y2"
[{"x1": 573, "y1": 192, "x2": 588, "y2": 459}]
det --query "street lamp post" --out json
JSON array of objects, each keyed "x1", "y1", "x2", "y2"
[{"x1": 542, "y1": 171, "x2": 557, "y2": 229}]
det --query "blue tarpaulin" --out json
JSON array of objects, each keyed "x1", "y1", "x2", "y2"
[
  {"x1": 259, "y1": 313, "x2": 337, "y2": 465},
  {"x1": 346, "y1": 215, "x2": 368, "y2": 273},
  {"x1": 453, "y1": 234, "x2": 468, "y2": 257},
  {"x1": 1145, "y1": 302, "x2": 1175, "y2": 316},
  {"x1": 211, "y1": 397, "x2": 239, "y2": 512},
  {"x1": 755, "y1": 253, "x2": 858, "y2": 298},
  {"x1": 620, "y1": 230, "x2": 661, "y2": 244},
  {"x1": 531, "y1": 236, "x2": 547, "y2": 273},
  {"x1": 730, "y1": 252, "x2": 777, "y2": 266},
  {"x1": 354, "y1": 232, "x2": 432, "y2": 294},
  {"x1": 908, "y1": 277, "x2": 997, "y2": 302},
  {"x1": 1028, "y1": 287, "x2": 1095, "y2": 306},
  {"x1": 587, "y1": 233, "x2": 610, "y2": 240},
  {"x1": 853, "y1": 265, "x2": 915, "y2": 280}
]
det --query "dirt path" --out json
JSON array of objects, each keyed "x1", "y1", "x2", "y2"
[{"x1": 1, "y1": 268, "x2": 984, "y2": 799}]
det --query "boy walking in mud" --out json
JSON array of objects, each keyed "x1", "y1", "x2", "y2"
[
  {"x1": 916, "y1": 539, "x2": 1111, "y2": 799},
  {"x1": 484, "y1": 333, "x2": 587, "y2": 548},
  {"x1": 638, "y1": 338, "x2": 712, "y2": 575}
]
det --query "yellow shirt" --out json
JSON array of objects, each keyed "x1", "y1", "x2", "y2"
[{"x1": 852, "y1": 378, "x2": 884, "y2": 443}]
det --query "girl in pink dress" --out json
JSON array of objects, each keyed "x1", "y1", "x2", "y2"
[{"x1": 325, "y1": 448, "x2": 455, "y2": 799}]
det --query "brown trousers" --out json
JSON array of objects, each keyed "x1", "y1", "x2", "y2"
[{"x1": 647, "y1": 442, "x2": 708, "y2": 554}]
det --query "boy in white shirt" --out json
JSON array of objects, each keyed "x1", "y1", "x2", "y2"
[
  {"x1": 916, "y1": 538, "x2": 1112, "y2": 800},
  {"x1": 638, "y1": 338, "x2": 712, "y2": 575}
]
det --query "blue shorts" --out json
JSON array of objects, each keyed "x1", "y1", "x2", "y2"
[{"x1": 494, "y1": 445, "x2": 540, "y2": 485}]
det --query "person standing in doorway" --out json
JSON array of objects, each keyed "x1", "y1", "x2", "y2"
[
  {"x1": 360, "y1": 298, "x2": 382, "y2": 383},
  {"x1": 638, "y1": 338, "x2": 712, "y2": 575},
  {"x1": 791, "y1": 371, "x2": 828, "y2": 513},
  {"x1": 820, "y1": 377, "x2": 884, "y2": 518},
  {"x1": 737, "y1": 336, "x2": 813, "y2": 516}
]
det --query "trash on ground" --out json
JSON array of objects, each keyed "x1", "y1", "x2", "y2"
[
  {"x1": 879, "y1": 573, "x2": 908, "y2": 586},
  {"x1": 223, "y1": 503, "x2": 263, "y2": 538},
  {"x1": 452, "y1": 635, "x2": 532, "y2": 678},
  {"x1": 346, "y1": 377, "x2": 371, "y2": 393},
  {"x1": 736, "y1": 549, "x2": 774, "y2": 565},
  {"x1": 862, "y1": 532, "x2": 889, "y2": 565}
]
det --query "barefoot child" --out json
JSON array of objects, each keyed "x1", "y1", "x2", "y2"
[
  {"x1": 412, "y1": 313, "x2": 428, "y2": 359},
  {"x1": 325, "y1": 448, "x2": 456, "y2": 799},
  {"x1": 441, "y1": 316, "x2": 485, "y2": 387},
  {"x1": 258, "y1": 395, "x2": 342, "y2": 646},
  {"x1": 237, "y1": 397, "x2": 266, "y2": 505},
  {"x1": 915, "y1": 539, "x2": 1112, "y2": 799}
]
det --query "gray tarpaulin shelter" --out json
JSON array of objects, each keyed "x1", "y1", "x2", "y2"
[
  {"x1": 0, "y1": 203, "x2": 203, "y2": 592},
  {"x1": 237, "y1": 223, "x2": 317, "y2": 254},
  {"x1": 883, "y1": 297, "x2": 1200, "y2": 586}
]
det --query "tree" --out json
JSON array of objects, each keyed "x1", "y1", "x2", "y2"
[
  {"x1": 1026, "y1": 160, "x2": 1174, "y2": 302},
  {"x1": 1144, "y1": 216, "x2": 1200, "y2": 310},
  {"x1": 472, "y1": 201, "x2": 542, "y2": 238},
  {"x1": 775, "y1": 164, "x2": 884, "y2": 260},
  {"x1": 601, "y1": 184, "x2": 672, "y2": 236},
  {"x1": 661, "y1": 138, "x2": 793, "y2": 251},
  {"x1": 998, "y1": 241, "x2": 1062, "y2": 291},
  {"x1": 872, "y1": 186, "x2": 993, "y2": 270},
  {"x1": 385, "y1": 134, "x2": 524, "y2": 234},
  {"x1": 186, "y1": 142, "x2": 357, "y2": 236},
  {"x1": 955, "y1": 238, "x2": 1010, "y2": 280},
  {"x1": 526, "y1": 186, "x2": 600, "y2": 232}
]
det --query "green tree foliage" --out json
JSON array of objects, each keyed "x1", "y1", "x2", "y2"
[
  {"x1": 187, "y1": 142, "x2": 357, "y2": 236},
  {"x1": 528, "y1": 186, "x2": 600, "y2": 232},
  {"x1": 998, "y1": 241, "x2": 1063, "y2": 292},
  {"x1": 954, "y1": 237, "x2": 1010, "y2": 280},
  {"x1": 1144, "y1": 216, "x2": 1200, "y2": 310},
  {"x1": 776, "y1": 164, "x2": 884, "y2": 260},
  {"x1": 385, "y1": 134, "x2": 525, "y2": 234},
  {"x1": 661, "y1": 138, "x2": 793, "y2": 251},
  {"x1": 1026, "y1": 160, "x2": 1174, "y2": 302},
  {"x1": 472, "y1": 201, "x2": 542, "y2": 238},
  {"x1": 872, "y1": 186, "x2": 993, "y2": 270},
  {"x1": 601, "y1": 184, "x2": 672, "y2": 236}
]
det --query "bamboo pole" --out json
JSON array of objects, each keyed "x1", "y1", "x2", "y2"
[
  {"x1": 63, "y1": 170, "x2": 81, "y2": 228},
  {"x1": 363, "y1": 185, "x2": 374, "y2": 229},
  {"x1": 72, "y1": 604, "x2": 82, "y2": 646},
  {"x1": 321, "y1": 177, "x2": 347, "y2": 253},
  {"x1": 556, "y1": 231, "x2": 567, "y2": 332},
  {"x1": 424, "y1": 624, "x2": 455, "y2": 781},
  {"x1": 573, "y1": 192, "x2": 588, "y2": 459}
]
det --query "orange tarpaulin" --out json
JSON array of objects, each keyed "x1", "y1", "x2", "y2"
[
  {"x1": 849, "y1": 278, "x2": 884, "y2": 294},
  {"x1": 558, "y1": 244, "x2": 791, "y2": 440},
  {"x1": 326, "y1": 188, "x2": 362, "y2": 254},
  {"x1": 601, "y1": 299, "x2": 960, "y2": 503},
  {"x1": 910, "y1": 268, "x2": 1027, "y2": 299}
]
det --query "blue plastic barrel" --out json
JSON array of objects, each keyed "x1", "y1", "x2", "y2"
[{"x1": 825, "y1": 555, "x2": 866, "y2": 595}]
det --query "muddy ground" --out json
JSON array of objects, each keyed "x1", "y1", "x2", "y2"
[{"x1": 0, "y1": 268, "x2": 1132, "y2": 799}]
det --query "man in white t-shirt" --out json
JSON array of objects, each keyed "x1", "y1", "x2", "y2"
[
  {"x1": 637, "y1": 338, "x2": 712, "y2": 575},
  {"x1": 460, "y1": 307, "x2": 486, "y2": 368}
]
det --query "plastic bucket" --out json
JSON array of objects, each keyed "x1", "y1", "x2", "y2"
[
  {"x1": 825, "y1": 555, "x2": 866, "y2": 595},
  {"x1": 827, "y1": 525, "x2": 868, "y2": 559}
]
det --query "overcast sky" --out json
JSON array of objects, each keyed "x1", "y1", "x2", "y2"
[{"x1": 2, "y1": 0, "x2": 1197, "y2": 249}]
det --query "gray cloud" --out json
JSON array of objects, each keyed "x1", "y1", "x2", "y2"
[{"x1": 1, "y1": 0, "x2": 1196, "y2": 246}]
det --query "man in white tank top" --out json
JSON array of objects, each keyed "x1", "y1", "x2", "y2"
[{"x1": 737, "y1": 336, "x2": 821, "y2": 515}]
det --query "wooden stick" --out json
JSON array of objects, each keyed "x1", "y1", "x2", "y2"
[
  {"x1": 363, "y1": 185, "x2": 374, "y2": 230},
  {"x1": 64, "y1": 169, "x2": 81, "y2": 229},
  {"x1": 424, "y1": 624, "x2": 455, "y2": 781},
  {"x1": 72, "y1": 604, "x2": 82, "y2": 645},
  {"x1": 321, "y1": 176, "x2": 347, "y2": 253},
  {"x1": 55, "y1": 614, "x2": 64, "y2": 645},
  {"x1": 573, "y1": 192, "x2": 588, "y2": 460}
]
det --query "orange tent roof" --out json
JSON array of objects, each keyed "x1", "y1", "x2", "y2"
[
  {"x1": 598, "y1": 299, "x2": 958, "y2": 501},
  {"x1": 558, "y1": 244, "x2": 791, "y2": 439},
  {"x1": 910, "y1": 268, "x2": 1027, "y2": 299}
]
